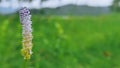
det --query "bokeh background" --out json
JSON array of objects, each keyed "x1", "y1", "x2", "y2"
[{"x1": 0, "y1": 0, "x2": 120, "y2": 68}]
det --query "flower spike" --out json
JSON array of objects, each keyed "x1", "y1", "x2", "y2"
[{"x1": 19, "y1": 7, "x2": 33, "y2": 60}]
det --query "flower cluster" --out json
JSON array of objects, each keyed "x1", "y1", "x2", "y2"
[{"x1": 19, "y1": 7, "x2": 33, "y2": 60}]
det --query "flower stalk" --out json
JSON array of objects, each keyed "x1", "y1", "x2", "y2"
[{"x1": 19, "y1": 7, "x2": 33, "y2": 60}]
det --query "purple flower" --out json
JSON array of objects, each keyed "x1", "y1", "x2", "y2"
[
  {"x1": 19, "y1": 7, "x2": 30, "y2": 17},
  {"x1": 19, "y1": 7, "x2": 33, "y2": 60},
  {"x1": 19, "y1": 7, "x2": 31, "y2": 25}
]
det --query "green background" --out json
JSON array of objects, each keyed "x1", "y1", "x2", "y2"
[{"x1": 0, "y1": 14, "x2": 120, "y2": 68}]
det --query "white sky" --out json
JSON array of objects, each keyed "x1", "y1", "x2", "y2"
[
  {"x1": 42, "y1": 0, "x2": 113, "y2": 8},
  {"x1": 0, "y1": 0, "x2": 114, "y2": 8}
]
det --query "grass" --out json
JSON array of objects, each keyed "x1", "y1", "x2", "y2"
[{"x1": 0, "y1": 14, "x2": 120, "y2": 68}]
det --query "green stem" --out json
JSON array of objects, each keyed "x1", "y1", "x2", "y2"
[{"x1": 23, "y1": 60, "x2": 29, "y2": 68}]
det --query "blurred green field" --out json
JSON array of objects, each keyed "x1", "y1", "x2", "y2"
[{"x1": 0, "y1": 14, "x2": 120, "y2": 68}]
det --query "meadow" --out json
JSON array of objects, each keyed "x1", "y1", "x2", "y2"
[{"x1": 0, "y1": 14, "x2": 120, "y2": 68}]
